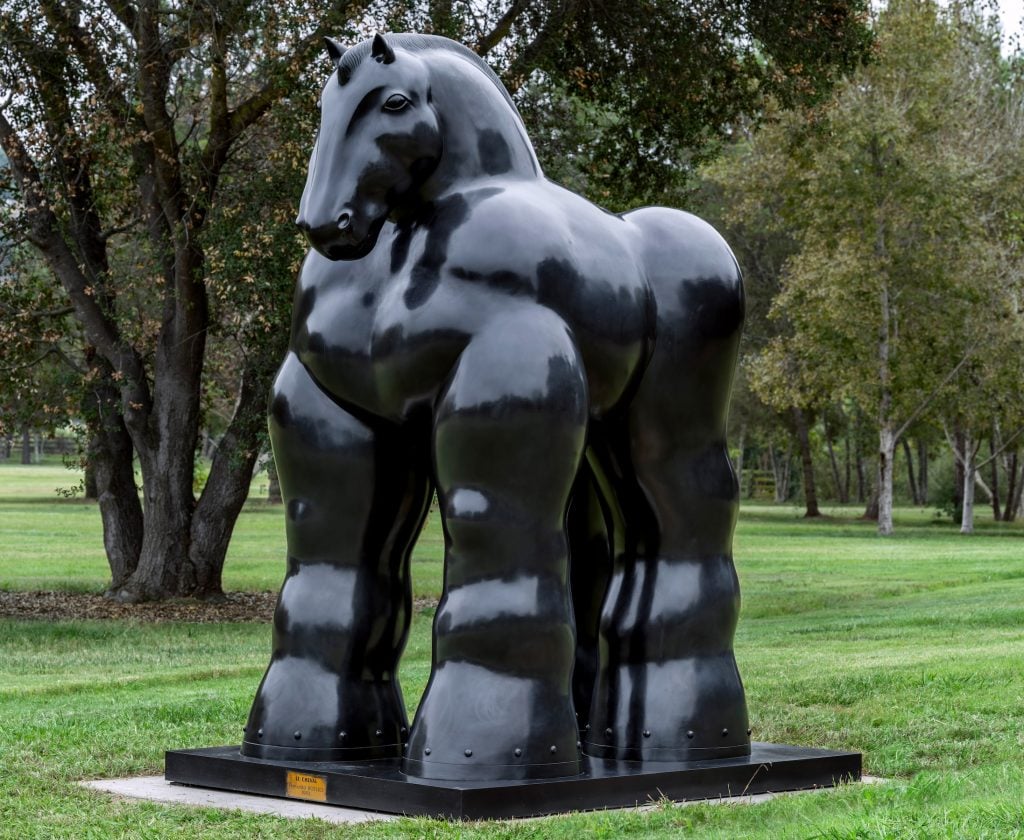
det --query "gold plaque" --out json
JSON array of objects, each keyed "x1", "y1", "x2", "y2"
[{"x1": 285, "y1": 770, "x2": 327, "y2": 802}]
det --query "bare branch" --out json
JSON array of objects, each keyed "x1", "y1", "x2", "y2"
[
  {"x1": 99, "y1": 217, "x2": 143, "y2": 241},
  {"x1": 894, "y1": 342, "x2": 977, "y2": 442},
  {"x1": 475, "y1": 0, "x2": 531, "y2": 57},
  {"x1": 977, "y1": 427, "x2": 1024, "y2": 470},
  {"x1": 0, "y1": 106, "x2": 151, "y2": 414}
]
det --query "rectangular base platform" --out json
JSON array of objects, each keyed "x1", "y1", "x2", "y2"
[{"x1": 165, "y1": 743, "x2": 862, "y2": 820}]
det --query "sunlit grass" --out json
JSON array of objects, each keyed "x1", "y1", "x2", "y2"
[{"x1": 2, "y1": 460, "x2": 1023, "y2": 837}]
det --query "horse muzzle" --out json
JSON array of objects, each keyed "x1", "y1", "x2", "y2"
[{"x1": 296, "y1": 208, "x2": 375, "y2": 261}]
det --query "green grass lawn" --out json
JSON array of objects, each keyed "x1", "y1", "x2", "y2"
[{"x1": 2, "y1": 461, "x2": 1024, "y2": 837}]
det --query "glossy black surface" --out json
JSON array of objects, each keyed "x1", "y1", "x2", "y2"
[
  {"x1": 168, "y1": 743, "x2": 862, "y2": 819},
  {"x1": 243, "y1": 33, "x2": 748, "y2": 781}
]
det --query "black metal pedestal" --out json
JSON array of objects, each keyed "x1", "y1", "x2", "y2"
[{"x1": 165, "y1": 743, "x2": 861, "y2": 820}]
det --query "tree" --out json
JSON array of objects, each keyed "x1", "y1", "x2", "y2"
[
  {"x1": 698, "y1": 133, "x2": 825, "y2": 517},
  {"x1": 0, "y1": 0, "x2": 873, "y2": 599},
  {"x1": 710, "y1": 0, "x2": 1024, "y2": 534}
]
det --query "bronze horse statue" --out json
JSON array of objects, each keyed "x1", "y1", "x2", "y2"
[{"x1": 243, "y1": 32, "x2": 748, "y2": 782}]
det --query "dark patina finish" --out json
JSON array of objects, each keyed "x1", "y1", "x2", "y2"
[
  {"x1": 242, "y1": 32, "x2": 748, "y2": 783},
  {"x1": 167, "y1": 744, "x2": 862, "y2": 819}
]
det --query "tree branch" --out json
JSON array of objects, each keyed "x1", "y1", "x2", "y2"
[
  {"x1": 475, "y1": 0, "x2": 531, "y2": 57},
  {"x1": 101, "y1": 0, "x2": 137, "y2": 38},
  {"x1": 0, "y1": 106, "x2": 152, "y2": 415},
  {"x1": 40, "y1": 0, "x2": 133, "y2": 119},
  {"x1": 501, "y1": 0, "x2": 580, "y2": 94},
  {"x1": 976, "y1": 426, "x2": 1024, "y2": 470},
  {"x1": 894, "y1": 342, "x2": 977, "y2": 442}
]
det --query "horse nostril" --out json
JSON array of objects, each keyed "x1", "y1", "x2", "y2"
[{"x1": 337, "y1": 212, "x2": 351, "y2": 231}]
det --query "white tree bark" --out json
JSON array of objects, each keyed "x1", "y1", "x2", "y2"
[
  {"x1": 878, "y1": 424, "x2": 896, "y2": 535},
  {"x1": 961, "y1": 430, "x2": 976, "y2": 535}
]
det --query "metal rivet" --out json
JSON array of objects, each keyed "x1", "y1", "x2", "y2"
[
  {"x1": 339, "y1": 731, "x2": 347, "y2": 740},
  {"x1": 605, "y1": 728, "x2": 613, "y2": 737},
  {"x1": 464, "y1": 749, "x2": 473, "y2": 757},
  {"x1": 747, "y1": 728, "x2": 752, "y2": 736},
  {"x1": 294, "y1": 731, "x2": 301, "y2": 740},
  {"x1": 576, "y1": 741, "x2": 582, "y2": 750},
  {"x1": 424, "y1": 747, "x2": 431, "y2": 755},
  {"x1": 643, "y1": 729, "x2": 651, "y2": 738},
  {"x1": 403, "y1": 743, "x2": 408, "y2": 751},
  {"x1": 721, "y1": 728, "x2": 729, "y2": 737},
  {"x1": 686, "y1": 730, "x2": 694, "y2": 739},
  {"x1": 400, "y1": 727, "x2": 408, "y2": 736},
  {"x1": 585, "y1": 724, "x2": 590, "y2": 731},
  {"x1": 514, "y1": 748, "x2": 522, "y2": 757},
  {"x1": 550, "y1": 745, "x2": 557, "y2": 754},
  {"x1": 375, "y1": 729, "x2": 382, "y2": 737},
  {"x1": 257, "y1": 728, "x2": 263, "y2": 737}
]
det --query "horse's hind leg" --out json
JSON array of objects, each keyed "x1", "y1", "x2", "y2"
[
  {"x1": 584, "y1": 271, "x2": 750, "y2": 762},
  {"x1": 242, "y1": 353, "x2": 431, "y2": 760},
  {"x1": 404, "y1": 310, "x2": 588, "y2": 781}
]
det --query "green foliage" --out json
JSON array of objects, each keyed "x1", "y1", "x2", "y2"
[
  {"x1": 702, "y1": 1, "x2": 1024, "y2": 529},
  {"x1": 712, "y1": 1, "x2": 1023, "y2": 422},
  {"x1": 0, "y1": 0, "x2": 876, "y2": 593},
  {"x1": 512, "y1": 1, "x2": 873, "y2": 210}
]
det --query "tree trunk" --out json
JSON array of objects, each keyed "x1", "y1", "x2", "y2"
[
  {"x1": 267, "y1": 457, "x2": 282, "y2": 504},
  {"x1": 862, "y1": 482, "x2": 879, "y2": 520},
  {"x1": 989, "y1": 434, "x2": 1000, "y2": 521},
  {"x1": 917, "y1": 437, "x2": 928, "y2": 505},
  {"x1": 21, "y1": 426, "x2": 32, "y2": 464},
  {"x1": 792, "y1": 407, "x2": 820, "y2": 517},
  {"x1": 961, "y1": 430, "x2": 976, "y2": 535},
  {"x1": 901, "y1": 437, "x2": 919, "y2": 506},
  {"x1": 770, "y1": 445, "x2": 791, "y2": 503},
  {"x1": 844, "y1": 418, "x2": 852, "y2": 502},
  {"x1": 734, "y1": 423, "x2": 746, "y2": 500},
  {"x1": 1016, "y1": 464, "x2": 1024, "y2": 520},
  {"x1": 1003, "y1": 451, "x2": 1020, "y2": 522},
  {"x1": 878, "y1": 425, "x2": 896, "y2": 535},
  {"x1": 855, "y1": 416, "x2": 866, "y2": 503},
  {"x1": 953, "y1": 428, "x2": 966, "y2": 524},
  {"x1": 825, "y1": 415, "x2": 847, "y2": 503},
  {"x1": 187, "y1": 368, "x2": 265, "y2": 599},
  {"x1": 84, "y1": 459, "x2": 99, "y2": 500},
  {"x1": 85, "y1": 379, "x2": 144, "y2": 592}
]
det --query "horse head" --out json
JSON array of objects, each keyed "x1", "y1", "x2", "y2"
[
  {"x1": 296, "y1": 33, "x2": 443, "y2": 260},
  {"x1": 296, "y1": 33, "x2": 540, "y2": 261}
]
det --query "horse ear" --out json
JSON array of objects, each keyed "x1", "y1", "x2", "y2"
[
  {"x1": 324, "y1": 36, "x2": 346, "y2": 64},
  {"x1": 371, "y1": 32, "x2": 396, "y2": 65}
]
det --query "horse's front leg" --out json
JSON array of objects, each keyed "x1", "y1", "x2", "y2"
[
  {"x1": 404, "y1": 311, "x2": 589, "y2": 781},
  {"x1": 242, "y1": 353, "x2": 431, "y2": 760}
]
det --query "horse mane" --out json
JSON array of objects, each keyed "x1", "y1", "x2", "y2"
[{"x1": 337, "y1": 33, "x2": 517, "y2": 111}]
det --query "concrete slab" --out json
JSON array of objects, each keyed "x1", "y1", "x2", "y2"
[
  {"x1": 80, "y1": 774, "x2": 885, "y2": 824},
  {"x1": 80, "y1": 776, "x2": 395, "y2": 825}
]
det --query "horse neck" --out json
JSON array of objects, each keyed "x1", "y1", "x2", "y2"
[{"x1": 419, "y1": 53, "x2": 541, "y2": 197}]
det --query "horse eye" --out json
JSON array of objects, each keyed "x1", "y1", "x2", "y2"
[{"x1": 383, "y1": 94, "x2": 410, "y2": 112}]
